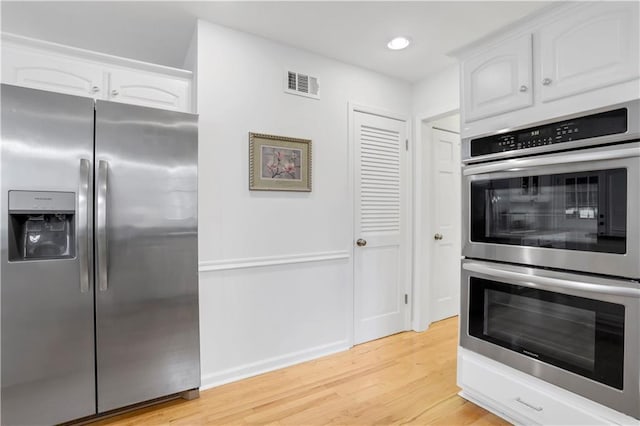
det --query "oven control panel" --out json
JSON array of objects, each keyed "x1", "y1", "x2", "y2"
[{"x1": 470, "y1": 108, "x2": 628, "y2": 158}]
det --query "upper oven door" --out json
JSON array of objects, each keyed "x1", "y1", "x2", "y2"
[{"x1": 463, "y1": 141, "x2": 640, "y2": 279}]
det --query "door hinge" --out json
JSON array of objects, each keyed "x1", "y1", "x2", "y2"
[
  {"x1": 404, "y1": 294, "x2": 408, "y2": 304},
  {"x1": 405, "y1": 139, "x2": 409, "y2": 151}
]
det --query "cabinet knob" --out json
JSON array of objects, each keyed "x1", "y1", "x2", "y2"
[
  {"x1": 91, "y1": 86, "x2": 100, "y2": 93},
  {"x1": 434, "y1": 233, "x2": 443, "y2": 241},
  {"x1": 356, "y1": 238, "x2": 367, "y2": 247},
  {"x1": 519, "y1": 85, "x2": 528, "y2": 92},
  {"x1": 542, "y1": 78, "x2": 552, "y2": 86},
  {"x1": 111, "y1": 89, "x2": 119, "y2": 97}
]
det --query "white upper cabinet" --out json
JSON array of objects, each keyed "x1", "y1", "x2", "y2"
[
  {"x1": 108, "y1": 68, "x2": 190, "y2": 112},
  {"x1": 2, "y1": 45, "x2": 106, "y2": 98},
  {"x1": 463, "y1": 34, "x2": 533, "y2": 122},
  {"x1": 457, "y1": 2, "x2": 640, "y2": 136},
  {"x1": 539, "y1": 2, "x2": 640, "y2": 102},
  {"x1": 1, "y1": 34, "x2": 193, "y2": 113}
]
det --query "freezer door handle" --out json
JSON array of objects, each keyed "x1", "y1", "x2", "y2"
[
  {"x1": 78, "y1": 159, "x2": 91, "y2": 293},
  {"x1": 97, "y1": 160, "x2": 109, "y2": 292}
]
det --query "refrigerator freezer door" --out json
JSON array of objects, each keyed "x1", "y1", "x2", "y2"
[
  {"x1": 1, "y1": 84, "x2": 96, "y2": 424},
  {"x1": 94, "y1": 100, "x2": 199, "y2": 412}
]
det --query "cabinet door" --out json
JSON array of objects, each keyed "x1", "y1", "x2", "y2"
[
  {"x1": 539, "y1": 2, "x2": 640, "y2": 103},
  {"x1": 1, "y1": 45, "x2": 105, "y2": 98},
  {"x1": 108, "y1": 68, "x2": 190, "y2": 112},
  {"x1": 463, "y1": 34, "x2": 533, "y2": 122}
]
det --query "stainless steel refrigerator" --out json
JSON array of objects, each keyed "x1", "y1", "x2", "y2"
[{"x1": 1, "y1": 84, "x2": 200, "y2": 425}]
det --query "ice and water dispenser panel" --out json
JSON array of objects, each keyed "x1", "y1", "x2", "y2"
[{"x1": 8, "y1": 191, "x2": 75, "y2": 261}]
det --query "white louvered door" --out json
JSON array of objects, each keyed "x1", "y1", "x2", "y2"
[{"x1": 354, "y1": 111, "x2": 409, "y2": 345}]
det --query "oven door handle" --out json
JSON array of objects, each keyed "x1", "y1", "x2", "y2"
[
  {"x1": 463, "y1": 262, "x2": 640, "y2": 298},
  {"x1": 463, "y1": 145, "x2": 640, "y2": 176}
]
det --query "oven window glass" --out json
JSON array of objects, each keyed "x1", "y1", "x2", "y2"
[
  {"x1": 470, "y1": 168, "x2": 627, "y2": 253},
  {"x1": 468, "y1": 277, "x2": 625, "y2": 389}
]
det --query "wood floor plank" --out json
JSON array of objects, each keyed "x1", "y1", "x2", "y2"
[{"x1": 93, "y1": 316, "x2": 509, "y2": 425}]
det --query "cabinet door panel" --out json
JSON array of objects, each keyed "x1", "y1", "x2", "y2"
[
  {"x1": 1, "y1": 46, "x2": 104, "y2": 98},
  {"x1": 463, "y1": 34, "x2": 533, "y2": 122},
  {"x1": 540, "y1": 2, "x2": 640, "y2": 102},
  {"x1": 109, "y1": 69, "x2": 190, "y2": 112}
]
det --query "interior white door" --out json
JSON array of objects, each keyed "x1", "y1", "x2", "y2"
[
  {"x1": 430, "y1": 128, "x2": 461, "y2": 322},
  {"x1": 354, "y1": 110, "x2": 409, "y2": 345}
]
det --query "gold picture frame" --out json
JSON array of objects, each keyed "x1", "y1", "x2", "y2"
[{"x1": 249, "y1": 132, "x2": 312, "y2": 192}]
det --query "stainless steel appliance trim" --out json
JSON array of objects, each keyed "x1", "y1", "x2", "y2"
[
  {"x1": 462, "y1": 99, "x2": 640, "y2": 163},
  {"x1": 463, "y1": 144, "x2": 640, "y2": 176},
  {"x1": 78, "y1": 159, "x2": 90, "y2": 293},
  {"x1": 460, "y1": 259, "x2": 640, "y2": 419},
  {"x1": 462, "y1": 142, "x2": 640, "y2": 280},
  {"x1": 8, "y1": 190, "x2": 76, "y2": 212},
  {"x1": 97, "y1": 159, "x2": 109, "y2": 292},
  {"x1": 463, "y1": 262, "x2": 640, "y2": 298}
]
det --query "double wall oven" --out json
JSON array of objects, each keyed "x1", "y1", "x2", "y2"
[{"x1": 460, "y1": 100, "x2": 640, "y2": 419}]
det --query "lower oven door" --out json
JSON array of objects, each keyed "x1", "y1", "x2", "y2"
[
  {"x1": 462, "y1": 141, "x2": 640, "y2": 279},
  {"x1": 460, "y1": 259, "x2": 640, "y2": 419}
]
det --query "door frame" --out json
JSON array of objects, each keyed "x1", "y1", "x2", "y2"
[
  {"x1": 412, "y1": 109, "x2": 460, "y2": 332},
  {"x1": 348, "y1": 102, "x2": 412, "y2": 346}
]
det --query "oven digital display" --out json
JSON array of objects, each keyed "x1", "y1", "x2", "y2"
[{"x1": 470, "y1": 108, "x2": 628, "y2": 157}]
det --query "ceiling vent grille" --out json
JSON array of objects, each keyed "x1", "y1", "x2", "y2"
[{"x1": 285, "y1": 70, "x2": 320, "y2": 100}]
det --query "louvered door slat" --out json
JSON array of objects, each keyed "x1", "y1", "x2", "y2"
[
  {"x1": 362, "y1": 153, "x2": 398, "y2": 160},
  {"x1": 359, "y1": 123, "x2": 401, "y2": 233},
  {"x1": 361, "y1": 170, "x2": 400, "y2": 179},
  {"x1": 362, "y1": 151, "x2": 399, "y2": 159},
  {"x1": 361, "y1": 137, "x2": 399, "y2": 146},
  {"x1": 361, "y1": 143, "x2": 399, "y2": 154},
  {"x1": 362, "y1": 160, "x2": 399, "y2": 169}
]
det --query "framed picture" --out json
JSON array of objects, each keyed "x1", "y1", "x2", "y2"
[{"x1": 249, "y1": 132, "x2": 312, "y2": 191}]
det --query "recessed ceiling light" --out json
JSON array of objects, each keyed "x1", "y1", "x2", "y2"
[{"x1": 387, "y1": 36, "x2": 411, "y2": 50}]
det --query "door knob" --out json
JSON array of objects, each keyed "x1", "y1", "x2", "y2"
[
  {"x1": 434, "y1": 233, "x2": 443, "y2": 241},
  {"x1": 356, "y1": 238, "x2": 367, "y2": 247}
]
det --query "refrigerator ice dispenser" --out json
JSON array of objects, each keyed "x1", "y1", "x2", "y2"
[{"x1": 8, "y1": 190, "x2": 75, "y2": 261}]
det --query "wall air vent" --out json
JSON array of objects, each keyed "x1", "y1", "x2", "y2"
[{"x1": 284, "y1": 70, "x2": 320, "y2": 100}]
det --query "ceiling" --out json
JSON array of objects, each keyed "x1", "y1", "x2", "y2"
[{"x1": 1, "y1": 1, "x2": 553, "y2": 83}]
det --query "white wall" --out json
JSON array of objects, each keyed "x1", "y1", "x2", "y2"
[
  {"x1": 196, "y1": 20, "x2": 412, "y2": 388},
  {"x1": 412, "y1": 65, "x2": 460, "y2": 119},
  {"x1": 410, "y1": 65, "x2": 461, "y2": 331}
]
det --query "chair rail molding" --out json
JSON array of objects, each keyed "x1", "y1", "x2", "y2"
[{"x1": 198, "y1": 250, "x2": 351, "y2": 272}]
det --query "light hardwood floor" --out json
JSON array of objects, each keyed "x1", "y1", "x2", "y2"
[{"x1": 93, "y1": 317, "x2": 509, "y2": 425}]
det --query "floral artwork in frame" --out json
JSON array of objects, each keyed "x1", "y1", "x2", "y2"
[{"x1": 249, "y1": 132, "x2": 312, "y2": 191}]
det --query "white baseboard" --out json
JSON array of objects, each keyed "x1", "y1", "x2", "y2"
[{"x1": 200, "y1": 339, "x2": 351, "y2": 390}]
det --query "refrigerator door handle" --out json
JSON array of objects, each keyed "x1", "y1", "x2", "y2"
[
  {"x1": 78, "y1": 159, "x2": 91, "y2": 293},
  {"x1": 97, "y1": 160, "x2": 109, "y2": 292}
]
